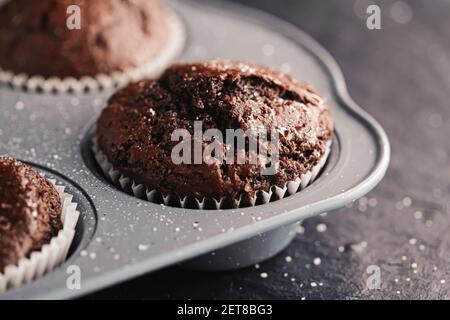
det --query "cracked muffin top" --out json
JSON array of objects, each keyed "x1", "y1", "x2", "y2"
[
  {"x1": 0, "y1": 0, "x2": 170, "y2": 78},
  {"x1": 0, "y1": 157, "x2": 62, "y2": 273},
  {"x1": 96, "y1": 60, "x2": 333, "y2": 204}
]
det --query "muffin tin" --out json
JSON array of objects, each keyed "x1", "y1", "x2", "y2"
[{"x1": 0, "y1": 0, "x2": 390, "y2": 299}]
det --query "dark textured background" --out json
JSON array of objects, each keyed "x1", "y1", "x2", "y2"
[{"x1": 88, "y1": 0, "x2": 450, "y2": 300}]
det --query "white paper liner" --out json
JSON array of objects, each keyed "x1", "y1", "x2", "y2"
[
  {"x1": 0, "y1": 179, "x2": 80, "y2": 292},
  {"x1": 0, "y1": 8, "x2": 185, "y2": 94},
  {"x1": 92, "y1": 137, "x2": 332, "y2": 209}
]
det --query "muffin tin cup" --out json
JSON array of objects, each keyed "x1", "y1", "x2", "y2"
[
  {"x1": 92, "y1": 137, "x2": 332, "y2": 210},
  {"x1": 183, "y1": 221, "x2": 301, "y2": 270},
  {"x1": 0, "y1": 179, "x2": 80, "y2": 292},
  {"x1": 0, "y1": 8, "x2": 186, "y2": 94}
]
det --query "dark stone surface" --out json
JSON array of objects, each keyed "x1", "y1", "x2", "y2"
[{"x1": 87, "y1": 0, "x2": 450, "y2": 300}]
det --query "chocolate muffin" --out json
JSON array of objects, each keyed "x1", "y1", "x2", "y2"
[
  {"x1": 96, "y1": 60, "x2": 334, "y2": 207},
  {"x1": 0, "y1": 0, "x2": 171, "y2": 78},
  {"x1": 0, "y1": 157, "x2": 62, "y2": 273}
]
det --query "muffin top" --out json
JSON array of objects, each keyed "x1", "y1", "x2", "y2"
[
  {"x1": 0, "y1": 157, "x2": 62, "y2": 273},
  {"x1": 0, "y1": 0, "x2": 169, "y2": 78},
  {"x1": 96, "y1": 60, "x2": 333, "y2": 203}
]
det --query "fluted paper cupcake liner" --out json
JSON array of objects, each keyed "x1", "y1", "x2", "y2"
[
  {"x1": 0, "y1": 179, "x2": 80, "y2": 292},
  {"x1": 0, "y1": 8, "x2": 185, "y2": 94},
  {"x1": 92, "y1": 137, "x2": 332, "y2": 209}
]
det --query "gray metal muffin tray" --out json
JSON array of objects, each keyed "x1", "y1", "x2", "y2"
[{"x1": 0, "y1": 0, "x2": 390, "y2": 299}]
